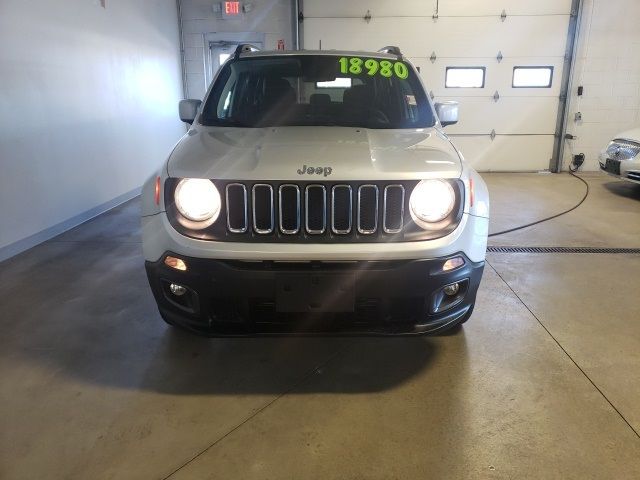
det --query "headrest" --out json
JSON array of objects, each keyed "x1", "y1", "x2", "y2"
[
  {"x1": 342, "y1": 85, "x2": 372, "y2": 109},
  {"x1": 310, "y1": 93, "x2": 331, "y2": 107},
  {"x1": 263, "y1": 77, "x2": 295, "y2": 105}
]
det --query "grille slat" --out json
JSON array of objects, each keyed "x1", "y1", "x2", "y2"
[
  {"x1": 357, "y1": 185, "x2": 379, "y2": 234},
  {"x1": 331, "y1": 185, "x2": 352, "y2": 234},
  {"x1": 226, "y1": 183, "x2": 248, "y2": 233},
  {"x1": 383, "y1": 185, "x2": 405, "y2": 234},
  {"x1": 278, "y1": 184, "x2": 300, "y2": 234},
  {"x1": 305, "y1": 185, "x2": 327, "y2": 234},
  {"x1": 252, "y1": 184, "x2": 274, "y2": 234}
]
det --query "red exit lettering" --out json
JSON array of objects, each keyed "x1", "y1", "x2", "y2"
[{"x1": 225, "y1": 1, "x2": 240, "y2": 15}]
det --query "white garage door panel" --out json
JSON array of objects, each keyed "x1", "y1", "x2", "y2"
[
  {"x1": 303, "y1": 0, "x2": 571, "y2": 171},
  {"x1": 438, "y1": 97, "x2": 559, "y2": 135},
  {"x1": 413, "y1": 58, "x2": 564, "y2": 98},
  {"x1": 304, "y1": 16, "x2": 569, "y2": 58},
  {"x1": 304, "y1": 0, "x2": 433, "y2": 17},
  {"x1": 438, "y1": 0, "x2": 573, "y2": 16},
  {"x1": 449, "y1": 135, "x2": 555, "y2": 171},
  {"x1": 303, "y1": 0, "x2": 572, "y2": 19}
]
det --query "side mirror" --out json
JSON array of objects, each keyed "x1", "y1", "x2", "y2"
[
  {"x1": 435, "y1": 101, "x2": 459, "y2": 127},
  {"x1": 179, "y1": 99, "x2": 202, "y2": 124}
]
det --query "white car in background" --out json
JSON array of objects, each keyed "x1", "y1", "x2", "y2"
[
  {"x1": 141, "y1": 45, "x2": 489, "y2": 336},
  {"x1": 599, "y1": 128, "x2": 640, "y2": 184}
]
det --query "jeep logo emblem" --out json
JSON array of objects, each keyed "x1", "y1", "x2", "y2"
[{"x1": 297, "y1": 164, "x2": 332, "y2": 177}]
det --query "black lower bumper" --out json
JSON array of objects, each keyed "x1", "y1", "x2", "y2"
[{"x1": 145, "y1": 253, "x2": 484, "y2": 336}]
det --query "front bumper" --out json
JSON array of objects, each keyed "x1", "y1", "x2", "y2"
[
  {"x1": 145, "y1": 252, "x2": 484, "y2": 336},
  {"x1": 142, "y1": 210, "x2": 489, "y2": 264},
  {"x1": 599, "y1": 154, "x2": 640, "y2": 184}
]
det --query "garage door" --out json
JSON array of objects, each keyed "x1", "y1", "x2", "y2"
[{"x1": 302, "y1": 0, "x2": 573, "y2": 171}]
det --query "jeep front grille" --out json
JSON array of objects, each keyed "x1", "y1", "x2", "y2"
[
  {"x1": 165, "y1": 178, "x2": 464, "y2": 243},
  {"x1": 221, "y1": 181, "x2": 410, "y2": 240}
]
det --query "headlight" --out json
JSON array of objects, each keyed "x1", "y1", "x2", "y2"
[
  {"x1": 606, "y1": 140, "x2": 640, "y2": 160},
  {"x1": 409, "y1": 179, "x2": 456, "y2": 228},
  {"x1": 174, "y1": 178, "x2": 221, "y2": 224}
]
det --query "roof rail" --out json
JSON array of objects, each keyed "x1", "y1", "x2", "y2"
[
  {"x1": 234, "y1": 44, "x2": 261, "y2": 59},
  {"x1": 377, "y1": 46, "x2": 402, "y2": 56}
]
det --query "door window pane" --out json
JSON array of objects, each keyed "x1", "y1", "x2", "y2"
[
  {"x1": 512, "y1": 66, "x2": 553, "y2": 88},
  {"x1": 445, "y1": 67, "x2": 485, "y2": 88}
]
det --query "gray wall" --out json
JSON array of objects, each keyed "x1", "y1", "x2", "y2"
[{"x1": 0, "y1": 0, "x2": 185, "y2": 259}]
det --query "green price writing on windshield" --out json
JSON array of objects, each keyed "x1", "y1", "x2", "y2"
[{"x1": 338, "y1": 57, "x2": 409, "y2": 79}]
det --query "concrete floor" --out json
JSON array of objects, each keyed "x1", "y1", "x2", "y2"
[{"x1": 1, "y1": 172, "x2": 639, "y2": 479}]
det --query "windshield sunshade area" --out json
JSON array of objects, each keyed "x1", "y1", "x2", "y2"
[{"x1": 200, "y1": 55, "x2": 436, "y2": 129}]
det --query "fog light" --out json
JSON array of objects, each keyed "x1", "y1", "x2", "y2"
[
  {"x1": 165, "y1": 256, "x2": 187, "y2": 271},
  {"x1": 443, "y1": 283, "x2": 460, "y2": 296},
  {"x1": 442, "y1": 256, "x2": 464, "y2": 272},
  {"x1": 169, "y1": 283, "x2": 187, "y2": 296}
]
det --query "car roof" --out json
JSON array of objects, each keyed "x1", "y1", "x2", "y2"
[{"x1": 238, "y1": 49, "x2": 402, "y2": 60}]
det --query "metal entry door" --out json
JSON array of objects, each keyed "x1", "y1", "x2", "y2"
[
  {"x1": 207, "y1": 40, "x2": 264, "y2": 84},
  {"x1": 209, "y1": 42, "x2": 237, "y2": 80},
  {"x1": 202, "y1": 31, "x2": 265, "y2": 90}
]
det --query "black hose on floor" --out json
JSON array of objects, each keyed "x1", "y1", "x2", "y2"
[{"x1": 488, "y1": 171, "x2": 590, "y2": 238}]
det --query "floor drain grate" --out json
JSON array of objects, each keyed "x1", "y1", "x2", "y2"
[{"x1": 487, "y1": 246, "x2": 640, "y2": 254}]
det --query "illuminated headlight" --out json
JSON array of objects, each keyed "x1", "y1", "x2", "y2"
[
  {"x1": 174, "y1": 178, "x2": 221, "y2": 226},
  {"x1": 409, "y1": 179, "x2": 456, "y2": 229}
]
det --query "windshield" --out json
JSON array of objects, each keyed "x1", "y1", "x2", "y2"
[{"x1": 200, "y1": 55, "x2": 436, "y2": 129}]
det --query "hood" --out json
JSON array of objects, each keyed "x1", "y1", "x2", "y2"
[
  {"x1": 614, "y1": 127, "x2": 640, "y2": 143},
  {"x1": 167, "y1": 126, "x2": 462, "y2": 181}
]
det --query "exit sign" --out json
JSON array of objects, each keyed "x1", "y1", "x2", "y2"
[{"x1": 222, "y1": 1, "x2": 241, "y2": 17}]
